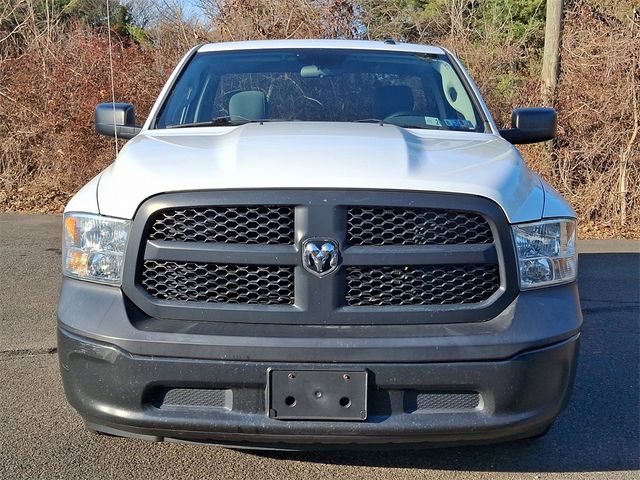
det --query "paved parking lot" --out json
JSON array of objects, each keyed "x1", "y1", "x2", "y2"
[{"x1": 0, "y1": 214, "x2": 638, "y2": 479}]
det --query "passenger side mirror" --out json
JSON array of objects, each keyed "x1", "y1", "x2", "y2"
[
  {"x1": 95, "y1": 102, "x2": 142, "y2": 140},
  {"x1": 499, "y1": 107, "x2": 557, "y2": 145}
]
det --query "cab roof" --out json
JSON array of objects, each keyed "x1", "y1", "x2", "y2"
[{"x1": 198, "y1": 39, "x2": 446, "y2": 55}]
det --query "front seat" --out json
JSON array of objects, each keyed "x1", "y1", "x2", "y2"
[
  {"x1": 374, "y1": 85, "x2": 414, "y2": 119},
  {"x1": 228, "y1": 90, "x2": 268, "y2": 122}
]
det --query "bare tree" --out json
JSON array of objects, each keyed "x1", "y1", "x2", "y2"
[
  {"x1": 541, "y1": 0, "x2": 564, "y2": 105},
  {"x1": 200, "y1": 0, "x2": 357, "y2": 41}
]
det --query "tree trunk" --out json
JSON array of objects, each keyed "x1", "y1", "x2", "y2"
[{"x1": 541, "y1": 0, "x2": 564, "y2": 105}]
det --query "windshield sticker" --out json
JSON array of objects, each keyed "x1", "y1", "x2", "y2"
[
  {"x1": 424, "y1": 117, "x2": 442, "y2": 127},
  {"x1": 444, "y1": 119, "x2": 474, "y2": 130}
]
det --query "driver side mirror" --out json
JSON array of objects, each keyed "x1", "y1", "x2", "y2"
[
  {"x1": 499, "y1": 107, "x2": 557, "y2": 145},
  {"x1": 95, "y1": 102, "x2": 142, "y2": 139}
]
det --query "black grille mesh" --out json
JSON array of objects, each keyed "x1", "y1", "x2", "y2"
[
  {"x1": 141, "y1": 261, "x2": 294, "y2": 305},
  {"x1": 414, "y1": 392, "x2": 480, "y2": 410},
  {"x1": 347, "y1": 207, "x2": 493, "y2": 246},
  {"x1": 148, "y1": 206, "x2": 295, "y2": 244},
  {"x1": 346, "y1": 264, "x2": 500, "y2": 306},
  {"x1": 156, "y1": 388, "x2": 231, "y2": 409}
]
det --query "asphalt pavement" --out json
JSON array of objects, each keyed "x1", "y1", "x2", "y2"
[{"x1": 0, "y1": 213, "x2": 638, "y2": 480}]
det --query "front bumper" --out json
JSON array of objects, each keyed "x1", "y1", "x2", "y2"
[
  {"x1": 58, "y1": 278, "x2": 581, "y2": 447},
  {"x1": 58, "y1": 328, "x2": 579, "y2": 447}
]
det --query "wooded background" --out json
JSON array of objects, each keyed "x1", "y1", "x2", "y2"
[{"x1": 1, "y1": 0, "x2": 638, "y2": 237}]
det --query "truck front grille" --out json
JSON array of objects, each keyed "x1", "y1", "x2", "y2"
[
  {"x1": 148, "y1": 206, "x2": 295, "y2": 244},
  {"x1": 141, "y1": 261, "x2": 295, "y2": 305},
  {"x1": 347, "y1": 206, "x2": 493, "y2": 246},
  {"x1": 126, "y1": 191, "x2": 517, "y2": 325},
  {"x1": 345, "y1": 264, "x2": 500, "y2": 306}
]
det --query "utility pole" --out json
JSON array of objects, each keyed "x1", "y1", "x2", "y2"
[{"x1": 541, "y1": 0, "x2": 564, "y2": 105}]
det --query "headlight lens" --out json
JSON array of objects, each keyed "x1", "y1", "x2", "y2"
[
  {"x1": 513, "y1": 218, "x2": 577, "y2": 289},
  {"x1": 63, "y1": 213, "x2": 130, "y2": 285}
]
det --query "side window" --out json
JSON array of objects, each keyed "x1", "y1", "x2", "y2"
[
  {"x1": 161, "y1": 75, "x2": 203, "y2": 127},
  {"x1": 156, "y1": 58, "x2": 213, "y2": 128},
  {"x1": 159, "y1": 81, "x2": 197, "y2": 127}
]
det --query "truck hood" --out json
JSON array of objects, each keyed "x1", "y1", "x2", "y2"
[{"x1": 96, "y1": 122, "x2": 545, "y2": 222}]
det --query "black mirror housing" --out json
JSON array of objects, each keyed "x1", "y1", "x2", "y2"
[
  {"x1": 95, "y1": 102, "x2": 142, "y2": 139},
  {"x1": 499, "y1": 107, "x2": 557, "y2": 145}
]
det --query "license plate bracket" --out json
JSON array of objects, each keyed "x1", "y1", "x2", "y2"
[{"x1": 268, "y1": 369, "x2": 368, "y2": 421}]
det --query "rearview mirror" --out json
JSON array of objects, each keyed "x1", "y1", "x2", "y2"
[
  {"x1": 499, "y1": 107, "x2": 557, "y2": 145},
  {"x1": 95, "y1": 102, "x2": 142, "y2": 139},
  {"x1": 300, "y1": 65, "x2": 336, "y2": 78}
]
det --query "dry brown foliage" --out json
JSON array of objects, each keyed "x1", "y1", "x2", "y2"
[
  {"x1": 0, "y1": 26, "x2": 163, "y2": 211},
  {"x1": 0, "y1": 0, "x2": 638, "y2": 239},
  {"x1": 204, "y1": 0, "x2": 357, "y2": 40},
  {"x1": 551, "y1": 1, "x2": 639, "y2": 229}
]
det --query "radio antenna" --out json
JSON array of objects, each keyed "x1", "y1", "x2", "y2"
[{"x1": 105, "y1": 0, "x2": 119, "y2": 155}]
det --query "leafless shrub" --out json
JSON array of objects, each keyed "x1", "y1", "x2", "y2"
[
  {"x1": 541, "y1": 1, "x2": 639, "y2": 228},
  {"x1": 0, "y1": 0, "x2": 637, "y2": 237},
  {"x1": 203, "y1": 0, "x2": 357, "y2": 40},
  {"x1": 0, "y1": 23, "x2": 161, "y2": 211}
]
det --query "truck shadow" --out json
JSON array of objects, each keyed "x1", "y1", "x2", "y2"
[{"x1": 254, "y1": 252, "x2": 640, "y2": 473}]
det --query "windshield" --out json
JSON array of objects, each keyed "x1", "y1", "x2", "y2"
[{"x1": 154, "y1": 49, "x2": 485, "y2": 132}]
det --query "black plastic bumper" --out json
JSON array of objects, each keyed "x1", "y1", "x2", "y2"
[
  {"x1": 57, "y1": 277, "x2": 582, "y2": 447},
  {"x1": 58, "y1": 327, "x2": 579, "y2": 447}
]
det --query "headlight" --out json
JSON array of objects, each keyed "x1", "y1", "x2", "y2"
[
  {"x1": 513, "y1": 218, "x2": 577, "y2": 289},
  {"x1": 63, "y1": 213, "x2": 130, "y2": 285}
]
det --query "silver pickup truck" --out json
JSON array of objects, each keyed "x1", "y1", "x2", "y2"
[{"x1": 58, "y1": 39, "x2": 581, "y2": 448}]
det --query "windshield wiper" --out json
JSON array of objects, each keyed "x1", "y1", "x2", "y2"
[
  {"x1": 354, "y1": 118, "x2": 384, "y2": 125},
  {"x1": 166, "y1": 116, "x2": 280, "y2": 129},
  {"x1": 353, "y1": 119, "x2": 442, "y2": 131},
  {"x1": 393, "y1": 124, "x2": 442, "y2": 131},
  {"x1": 167, "y1": 117, "x2": 443, "y2": 131}
]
